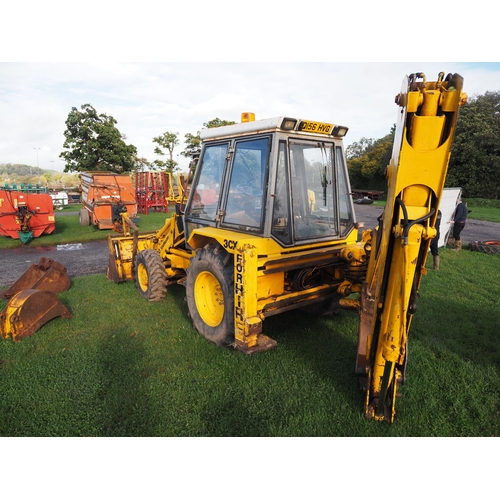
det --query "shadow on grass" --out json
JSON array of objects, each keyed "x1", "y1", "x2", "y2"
[
  {"x1": 163, "y1": 283, "x2": 365, "y2": 435},
  {"x1": 96, "y1": 325, "x2": 152, "y2": 437},
  {"x1": 265, "y1": 308, "x2": 364, "y2": 409},
  {"x1": 196, "y1": 308, "x2": 365, "y2": 436}
]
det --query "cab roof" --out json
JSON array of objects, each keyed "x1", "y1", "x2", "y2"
[
  {"x1": 200, "y1": 117, "x2": 289, "y2": 140},
  {"x1": 199, "y1": 116, "x2": 349, "y2": 141}
]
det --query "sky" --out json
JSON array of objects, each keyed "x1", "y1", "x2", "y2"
[
  {"x1": 2, "y1": 3, "x2": 499, "y2": 176},
  {"x1": 2, "y1": 61, "x2": 499, "y2": 174}
]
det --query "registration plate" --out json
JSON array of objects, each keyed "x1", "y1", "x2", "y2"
[{"x1": 298, "y1": 120, "x2": 333, "y2": 134}]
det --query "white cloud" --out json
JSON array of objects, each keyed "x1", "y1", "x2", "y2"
[{"x1": 1, "y1": 62, "x2": 499, "y2": 172}]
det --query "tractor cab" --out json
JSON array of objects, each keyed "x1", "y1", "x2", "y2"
[{"x1": 184, "y1": 115, "x2": 356, "y2": 248}]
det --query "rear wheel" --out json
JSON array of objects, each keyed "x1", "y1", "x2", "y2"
[
  {"x1": 186, "y1": 243, "x2": 234, "y2": 347},
  {"x1": 79, "y1": 208, "x2": 90, "y2": 226},
  {"x1": 134, "y1": 250, "x2": 168, "y2": 302}
]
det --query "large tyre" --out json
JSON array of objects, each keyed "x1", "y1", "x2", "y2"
[
  {"x1": 468, "y1": 240, "x2": 500, "y2": 254},
  {"x1": 186, "y1": 242, "x2": 234, "y2": 347},
  {"x1": 134, "y1": 250, "x2": 168, "y2": 302},
  {"x1": 79, "y1": 208, "x2": 90, "y2": 226}
]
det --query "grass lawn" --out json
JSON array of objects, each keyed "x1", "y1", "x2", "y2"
[
  {"x1": 1, "y1": 247, "x2": 499, "y2": 437},
  {"x1": 0, "y1": 205, "x2": 172, "y2": 249},
  {"x1": 466, "y1": 206, "x2": 500, "y2": 223},
  {"x1": 1, "y1": 200, "x2": 499, "y2": 436}
]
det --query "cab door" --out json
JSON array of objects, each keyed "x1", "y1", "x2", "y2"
[{"x1": 220, "y1": 135, "x2": 271, "y2": 233}]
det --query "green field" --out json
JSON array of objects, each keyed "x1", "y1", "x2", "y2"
[
  {"x1": 1, "y1": 202, "x2": 499, "y2": 436},
  {"x1": 1, "y1": 215, "x2": 499, "y2": 435},
  {"x1": 0, "y1": 204, "x2": 172, "y2": 249}
]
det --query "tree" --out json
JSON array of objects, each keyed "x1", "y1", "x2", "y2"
[
  {"x1": 152, "y1": 131, "x2": 179, "y2": 173},
  {"x1": 447, "y1": 91, "x2": 500, "y2": 199},
  {"x1": 347, "y1": 129, "x2": 394, "y2": 191},
  {"x1": 346, "y1": 137, "x2": 375, "y2": 160},
  {"x1": 203, "y1": 118, "x2": 236, "y2": 129},
  {"x1": 132, "y1": 156, "x2": 151, "y2": 173},
  {"x1": 60, "y1": 104, "x2": 138, "y2": 173},
  {"x1": 347, "y1": 92, "x2": 500, "y2": 200},
  {"x1": 181, "y1": 118, "x2": 237, "y2": 159},
  {"x1": 181, "y1": 132, "x2": 202, "y2": 159}
]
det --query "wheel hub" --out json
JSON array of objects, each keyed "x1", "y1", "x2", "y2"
[
  {"x1": 194, "y1": 271, "x2": 224, "y2": 327},
  {"x1": 137, "y1": 263, "x2": 149, "y2": 292}
]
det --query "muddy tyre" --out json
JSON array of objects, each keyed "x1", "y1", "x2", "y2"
[
  {"x1": 134, "y1": 250, "x2": 168, "y2": 302},
  {"x1": 79, "y1": 208, "x2": 90, "y2": 226},
  {"x1": 468, "y1": 240, "x2": 500, "y2": 254},
  {"x1": 186, "y1": 242, "x2": 234, "y2": 347}
]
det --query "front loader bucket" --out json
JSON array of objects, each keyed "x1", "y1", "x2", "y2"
[
  {"x1": 0, "y1": 289, "x2": 73, "y2": 341},
  {"x1": 0, "y1": 257, "x2": 71, "y2": 300}
]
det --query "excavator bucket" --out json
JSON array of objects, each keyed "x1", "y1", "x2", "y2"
[
  {"x1": 0, "y1": 257, "x2": 71, "y2": 300},
  {"x1": 0, "y1": 289, "x2": 73, "y2": 341}
]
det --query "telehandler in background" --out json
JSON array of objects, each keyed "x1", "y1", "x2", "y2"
[{"x1": 107, "y1": 71, "x2": 467, "y2": 422}]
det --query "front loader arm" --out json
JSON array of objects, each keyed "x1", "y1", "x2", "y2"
[{"x1": 356, "y1": 72, "x2": 467, "y2": 422}]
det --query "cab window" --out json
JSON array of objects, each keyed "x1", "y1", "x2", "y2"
[
  {"x1": 223, "y1": 136, "x2": 269, "y2": 230},
  {"x1": 186, "y1": 142, "x2": 228, "y2": 221}
]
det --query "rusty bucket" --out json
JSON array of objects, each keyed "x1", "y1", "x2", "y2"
[
  {"x1": 0, "y1": 289, "x2": 73, "y2": 341},
  {"x1": 0, "y1": 257, "x2": 71, "y2": 300}
]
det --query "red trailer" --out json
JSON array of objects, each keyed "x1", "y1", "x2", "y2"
[{"x1": 0, "y1": 190, "x2": 56, "y2": 243}]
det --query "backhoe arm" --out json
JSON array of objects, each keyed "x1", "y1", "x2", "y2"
[{"x1": 356, "y1": 72, "x2": 467, "y2": 422}]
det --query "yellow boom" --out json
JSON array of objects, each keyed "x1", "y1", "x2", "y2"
[{"x1": 356, "y1": 72, "x2": 468, "y2": 422}]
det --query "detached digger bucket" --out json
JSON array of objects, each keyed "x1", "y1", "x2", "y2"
[
  {"x1": 0, "y1": 289, "x2": 73, "y2": 341},
  {"x1": 0, "y1": 257, "x2": 71, "y2": 300}
]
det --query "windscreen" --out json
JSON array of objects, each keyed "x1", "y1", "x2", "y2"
[
  {"x1": 289, "y1": 140, "x2": 340, "y2": 241},
  {"x1": 336, "y1": 145, "x2": 355, "y2": 236}
]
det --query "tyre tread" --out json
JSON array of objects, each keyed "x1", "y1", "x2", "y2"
[
  {"x1": 468, "y1": 240, "x2": 500, "y2": 255},
  {"x1": 186, "y1": 243, "x2": 234, "y2": 346},
  {"x1": 134, "y1": 249, "x2": 168, "y2": 302}
]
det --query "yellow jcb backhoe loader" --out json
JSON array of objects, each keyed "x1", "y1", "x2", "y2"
[{"x1": 107, "y1": 72, "x2": 467, "y2": 422}]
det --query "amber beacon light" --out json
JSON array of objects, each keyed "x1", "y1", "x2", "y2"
[{"x1": 241, "y1": 112, "x2": 255, "y2": 122}]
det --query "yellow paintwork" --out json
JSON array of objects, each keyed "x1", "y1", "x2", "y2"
[
  {"x1": 106, "y1": 73, "x2": 466, "y2": 423},
  {"x1": 187, "y1": 224, "x2": 361, "y2": 351},
  {"x1": 233, "y1": 243, "x2": 261, "y2": 349},
  {"x1": 109, "y1": 211, "x2": 362, "y2": 351},
  {"x1": 136, "y1": 261, "x2": 150, "y2": 293},
  {"x1": 188, "y1": 224, "x2": 358, "y2": 260},
  {"x1": 194, "y1": 270, "x2": 225, "y2": 327},
  {"x1": 358, "y1": 72, "x2": 467, "y2": 422},
  {"x1": 165, "y1": 172, "x2": 187, "y2": 204}
]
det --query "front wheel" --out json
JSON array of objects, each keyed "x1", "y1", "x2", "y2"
[
  {"x1": 134, "y1": 249, "x2": 168, "y2": 302},
  {"x1": 186, "y1": 243, "x2": 234, "y2": 347}
]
